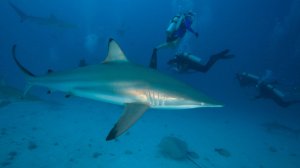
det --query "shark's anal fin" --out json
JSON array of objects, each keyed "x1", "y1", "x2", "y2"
[{"x1": 106, "y1": 103, "x2": 149, "y2": 141}]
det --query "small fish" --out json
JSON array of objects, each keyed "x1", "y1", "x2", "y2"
[
  {"x1": 214, "y1": 148, "x2": 231, "y2": 157},
  {"x1": 262, "y1": 121, "x2": 300, "y2": 138}
]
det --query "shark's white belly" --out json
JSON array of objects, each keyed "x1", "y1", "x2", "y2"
[{"x1": 44, "y1": 81, "x2": 180, "y2": 108}]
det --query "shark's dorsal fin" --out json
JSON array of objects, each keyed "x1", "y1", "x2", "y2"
[{"x1": 103, "y1": 38, "x2": 128, "y2": 63}]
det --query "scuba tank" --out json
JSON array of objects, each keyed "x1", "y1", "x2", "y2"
[
  {"x1": 273, "y1": 88, "x2": 285, "y2": 98},
  {"x1": 166, "y1": 15, "x2": 180, "y2": 34},
  {"x1": 185, "y1": 53, "x2": 201, "y2": 63},
  {"x1": 245, "y1": 73, "x2": 260, "y2": 81},
  {"x1": 268, "y1": 85, "x2": 285, "y2": 98},
  {"x1": 237, "y1": 72, "x2": 261, "y2": 87}
]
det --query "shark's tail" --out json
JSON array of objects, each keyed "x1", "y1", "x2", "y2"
[
  {"x1": 9, "y1": 2, "x2": 28, "y2": 22},
  {"x1": 12, "y1": 45, "x2": 35, "y2": 77},
  {"x1": 11, "y1": 44, "x2": 35, "y2": 95}
]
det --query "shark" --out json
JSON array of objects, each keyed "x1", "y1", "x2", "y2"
[
  {"x1": 12, "y1": 39, "x2": 222, "y2": 141},
  {"x1": 0, "y1": 78, "x2": 40, "y2": 108},
  {"x1": 9, "y1": 2, "x2": 78, "y2": 29}
]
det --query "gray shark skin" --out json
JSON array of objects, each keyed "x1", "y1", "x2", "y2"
[
  {"x1": 12, "y1": 39, "x2": 222, "y2": 141},
  {"x1": 9, "y1": 2, "x2": 77, "y2": 29}
]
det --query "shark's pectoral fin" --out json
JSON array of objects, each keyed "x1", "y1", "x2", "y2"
[
  {"x1": 106, "y1": 102, "x2": 149, "y2": 141},
  {"x1": 23, "y1": 84, "x2": 32, "y2": 97}
]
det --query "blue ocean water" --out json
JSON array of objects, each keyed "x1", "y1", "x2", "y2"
[{"x1": 0, "y1": 0, "x2": 300, "y2": 167}]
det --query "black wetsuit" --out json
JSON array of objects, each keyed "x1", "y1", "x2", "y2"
[
  {"x1": 236, "y1": 72, "x2": 299, "y2": 107},
  {"x1": 236, "y1": 72, "x2": 260, "y2": 87},
  {"x1": 255, "y1": 82, "x2": 299, "y2": 107},
  {"x1": 169, "y1": 49, "x2": 233, "y2": 73},
  {"x1": 149, "y1": 49, "x2": 233, "y2": 72}
]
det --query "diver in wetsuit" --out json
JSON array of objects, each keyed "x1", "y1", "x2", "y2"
[
  {"x1": 236, "y1": 72, "x2": 300, "y2": 107},
  {"x1": 149, "y1": 12, "x2": 199, "y2": 69},
  {"x1": 167, "y1": 49, "x2": 234, "y2": 73},
  {"x1": 162, "y1": 11, "x2": 199, "y2": 48},
  {"x1": 236, "y1": 72, "x2": 261, "y2": 87}
]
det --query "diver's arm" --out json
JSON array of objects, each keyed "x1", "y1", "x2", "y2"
[{"x1": 186, "y1": 26, "x2": 199, "y2": 37}]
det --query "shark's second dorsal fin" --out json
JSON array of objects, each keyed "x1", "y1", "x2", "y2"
[{"x1": 103, "y1": 38, "x2": 128, "y2": 63}]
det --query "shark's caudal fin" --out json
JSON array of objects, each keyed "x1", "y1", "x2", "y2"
[
  {"x1": 106, "y1": 103, "x2": 149, "y2": 141},
  {"x1": 103, "y1": 38, "x2": 129, "y2": 63},
  {"x1": 9, "y1": 2, "x2": 28, "y2": 22},
  {"x1": 11, "y1": 45, "x2": 35, "y2": 95},
  {"x1": 12, "y1": 45, "x2": 35, "y2": 77}
]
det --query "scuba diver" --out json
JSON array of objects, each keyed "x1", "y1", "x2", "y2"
[
  {"x1": 149, "y1": 12, "x2": 199, "y2": 69},
  {"x1": 236, "y1": 72, "x2": 300, "y2": 108},
  {"x1": 236, "y1": 72, "x2": 261, "y2": 87},
  {"x1": 158, "y1": 12, "x2": 198, "y2": 50},
  {"x1": 167, "y1": 49, "x2": 234, "y2": 73},
  {"x1": 149, "y1": 49, "x2": 234, "y2": 71}
]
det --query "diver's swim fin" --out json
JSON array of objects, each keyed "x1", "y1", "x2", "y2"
[{"x1": 149, "y1": 48, "x2": 157, "y2": 69}]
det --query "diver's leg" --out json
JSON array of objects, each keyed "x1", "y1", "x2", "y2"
[
  {"x1": 196, "y1": 49, "x2": 234, "y2": 73},
  {"x1": 156, "y1": 42, "x2": 174, "y2": 50},
  {"x1": 275, "y1": 98, "x2": 300, "y2": 107},
  {"x1": 194, "y1": 56, "x2": 218, "y2": 73},
  {"x1": 156, "y1": 39, "x2": 180, "y2": 50},
  {"x1": 156, "y1": 43, "x2": 169, "y2": 50},
  {"x1": 149, "y1": 48, "x2": 157, "y2": 69}
]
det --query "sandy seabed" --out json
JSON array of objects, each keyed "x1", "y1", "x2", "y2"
[{"x1": 0, "y1": 97, "x2": 299, "y2": 168}]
